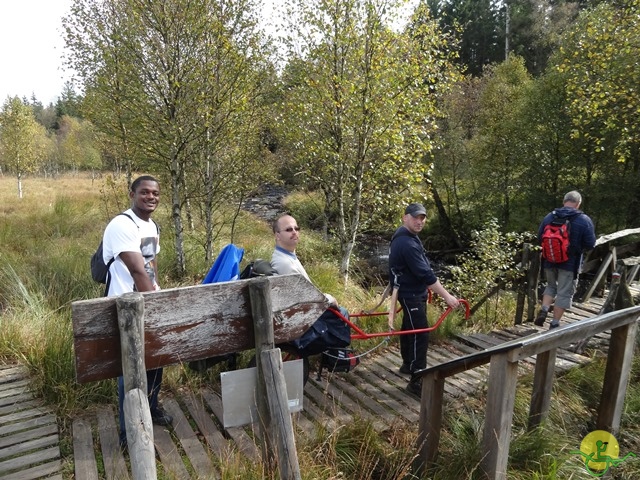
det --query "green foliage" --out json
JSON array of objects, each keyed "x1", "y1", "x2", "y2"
[
  {"x1": 556, "y1": 0, "x2": 640, "y2": 163},
  {"x1": 277, "y1": 0, "x2": 462, "y2": 278},
  {"x1": 64, "y1": 0, "x2": 277, "y2": 274},
  {"x1": 0, "y1": 96, "x2": 52, "y2": 189},
  {"x1": 451, "y1": 219, "x2": 524, "y2": 301}
]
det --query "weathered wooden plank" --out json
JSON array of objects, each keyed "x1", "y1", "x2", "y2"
[
  {"x1": 303, "y1": 380, "x2": 344, "y2": 418},
  {"x1": 0, "y1": 434, "x2": 58, "y2": 461},
  {"x1": 0, "y1": 367, "x2": 29, "y2": 385},
  {"x1": 325, "y1": 374, "x2": 398, "y2": 427},
  {"x1": 300, "y1": 388, "x2": 336, "y2": 429},
  {"x1": 349, "y1": 364, "x2": 420, "y2": 424},
  {"x1": 163, "y1": 397, "x2": 215, "y2": 478},
  {"x1": 415, "y1": 371, "x2": 446, "y2": 474},
  {"x1": 0, "y1": 423, "x2": 58, "y2": 450},
  {"x1": 291, "y1": 410, "x2": 316, "y2": 437},
  {"x1": 96, "y1": 406, "x2": 129, "y2": 480},
  {"x1": 0, "y1": 393, "x2": 33, "y2": 409},
  {"x1": 0, "y1": 413, "x2": 56, "y2": 437},
  {"x1": 0, "y1": 400, "x2": 41, "y2": 417},
  {"x1": 308, "y1": 376, "x2": 387, "y2": 432},
  {"x1": 72, "y1": 274, "x2": 327, "y2": 383},
  {"x1": 597, "y1": 322, "x2": 638, "y2": 435},
  {"x1": 0, "y1": 459, "x2": 61, "y2": 480},
  {"x1": 0, "y1": 381, "x2": 31, "y2": 398},
  {"x1": 181, "y1": 391, "x2": 230, "y2": 458},
  {"x1": 152, "y1": 425, "x2": 190, "y2": 480},
  {"x1": 481, "y1": 353, "x2": 519, "y2": 480},
  {"x1": 201, "y1": 388, "x2": 260, "y2": 462},
  {"x1": 72, "y1": 417, "x2": 99, "y2": 480},
  {"x1": 364, "y1": 356, "x2": 424, "y2": 411},
  {"x1": 372, "y1": 352, "x2": 460, "y2": 398},
  {"x1": 0, "y1": 408, "x2": 54, "y2": 427},
  {"x1": 528, "y1": 348, "x2": 557, "y2": 430},
  {"x1": 0, "y1": 446, "x2": 60, "y2": 477}
]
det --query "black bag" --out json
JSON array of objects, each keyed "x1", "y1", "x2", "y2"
[
  {"x1": 320, "y1": 348, "x2": 360, "y2": 374},
  {"x1": 293, "y1": 308, "x2": 351, "y2": 357},
  {"x1": 240, "y1": 259, "x2": 277, "y2": 279},
  {"x1": 90, "y1": 213, "x2": 137, "y2": 284}
]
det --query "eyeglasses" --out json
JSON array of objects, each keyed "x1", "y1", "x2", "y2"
[{"x1": 279, "y1": 226, "x2": 300, "y2": 233}]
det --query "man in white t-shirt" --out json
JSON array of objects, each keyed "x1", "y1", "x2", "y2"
[
  {"x1": 102, "y1": 175, "x2": 172, "y2": 449},
  {"x1": 270, "y1": 214, "x2": 337, "y2": 307}
]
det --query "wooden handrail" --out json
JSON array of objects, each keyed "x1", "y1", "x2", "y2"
[{"x1": 414, "y1": 304, "x2": 640, "y2": 480}]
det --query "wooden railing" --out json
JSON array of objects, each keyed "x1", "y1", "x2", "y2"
[
  {"x1": 413, "y1": 303, "x2": 640, "y2": 480},
  {"x1": 515, "y1": 228, "x2": 640, "y2": 324}
]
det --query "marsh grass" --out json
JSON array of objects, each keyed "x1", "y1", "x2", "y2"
[{"x1": 2, "y1": 174, "x2": 640, "y2": 479}]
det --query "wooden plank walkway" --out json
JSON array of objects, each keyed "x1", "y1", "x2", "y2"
[
  {"x1": 0, "y1": 364, "x2": 62, "y2": 480},
  {"x1": 0, "y1": 291, "x2": 633, "y2": 479}
]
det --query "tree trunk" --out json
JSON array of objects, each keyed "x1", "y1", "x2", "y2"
[{"x1": 431, "y1": 186, "x2": 462, "y2": 249}]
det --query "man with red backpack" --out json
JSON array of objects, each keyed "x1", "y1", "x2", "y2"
[{"x1": 535, "y1": 191, "x2": 596, "y2": 329}]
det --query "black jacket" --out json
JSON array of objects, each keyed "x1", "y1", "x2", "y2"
[{"x1": 388, "y1": 226, "x2": 437, "y2": 299}]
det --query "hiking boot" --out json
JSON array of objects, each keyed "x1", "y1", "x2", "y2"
[
  {"x1": 399, "y1": 364, "x2": 411, "y2": 375},
  {"x1": 549, "y1": 320, "x2": 560, "y2": 330},
  {"x1": 406, "y1": 380, "x2": 422, "y2": 399},
  {"x1": 151, "y1": 407, "x2": 173, "y2": 426},
  {"x1": 534, "y1": 309, "x2": 548, "y2": 326}
]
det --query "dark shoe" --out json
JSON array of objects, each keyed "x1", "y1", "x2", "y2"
[
  {"x1": 534, "y1": 309, "x2": 548, "y2": 326},
  {"x1": 399, "y1": 364, "x2": 411, "y2": 375},
  {"x1": 406, "y1": 380, "x2": 422, "y2": 399},
  {"x1": 151, "y1": 407, "x2": 173, "y2": 426},
  {"x1": 549, "y1": 320, "x2": 560, "y2": 330}
]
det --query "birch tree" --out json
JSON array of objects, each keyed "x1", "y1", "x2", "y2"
[
  {"x1": 278, "y1": 0, "x2": 460, "y2": 281},
  {"x1": 0, "y1": 97, "x2": 50, "y2": 198}
]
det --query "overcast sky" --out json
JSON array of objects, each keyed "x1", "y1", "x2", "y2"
[
  {"x1": 0, "y1": 0, "x2": 73, "y2": 105},
  {"x1": 0, "y1": 0, "x2": 414, "y2": 107}
]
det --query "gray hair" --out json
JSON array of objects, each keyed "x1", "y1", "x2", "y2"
[{"x1": 563, "y1": 190, "x2": 582, "y2": 205}]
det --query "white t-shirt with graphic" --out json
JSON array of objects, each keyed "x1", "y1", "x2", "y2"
[{"x1": 102, "y1": 209, "x2": 159, "y2": 296}]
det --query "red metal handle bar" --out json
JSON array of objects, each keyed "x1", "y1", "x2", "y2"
[{"x1": 328, "y1": 299, "x2": 470, "y2": 341}]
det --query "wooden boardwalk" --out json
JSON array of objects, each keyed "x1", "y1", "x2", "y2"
[
  {"x1": 0, "y1": 293, "x2": 628, "y2": 479},
  {"x1": 0, "y1": 364, "x2": 62, "y2": 480}
]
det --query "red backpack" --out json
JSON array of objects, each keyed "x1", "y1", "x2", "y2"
[{"x1": 540, "y1": 213, "x2": 573, "y2": 263}]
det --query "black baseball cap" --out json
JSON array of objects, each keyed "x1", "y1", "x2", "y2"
[{"x1": 405, "y1": 202, "x2": 427, "y2": 217}]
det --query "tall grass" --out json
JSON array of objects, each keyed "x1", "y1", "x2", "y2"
[{"x1": 2, "y1": 174, "x2": 639, "y2": 479}]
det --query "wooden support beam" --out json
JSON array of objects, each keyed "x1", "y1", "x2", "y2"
[
  {"x1": 481, "y1": 353, "x2": 519, "y2": 480},
  {"x1": 261, "y1": 349, "x2": 302, "y2": 480},
  {"x1": 596, "y1": 321, "x2": 638, "y2": 436},
  {"x1": 249, "y1": 277, "x2": 275, "y2": 467},
  {"x1": 580, "y1": 250, "x2": 613, "y2": 302},
  {"x1": 527, "y1": 247, "x2": 541, "y2": 322},
  {"x1": 415, "y1": 372, "x2": 446, "y2": 476},
  {"x1": 117, "y1": 293, "x2": 156, "y2": 480},
  {"x1": 528, "y1": 348, "x2": 557, "y2": 430}
]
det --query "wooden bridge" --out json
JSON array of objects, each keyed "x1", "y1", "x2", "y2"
[{"x1": 2, "y1": 288, "x2": 634, "y2": 479}]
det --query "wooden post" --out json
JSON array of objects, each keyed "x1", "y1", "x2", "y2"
[
  {"x1": 481, "y1": 353, "x2": 519, "y2": 480},
  {"x1": 580, "y1": 250, "x2": 613, "y2": 302},
  {"x1": 261, "y1": 349, "x2": 302, "y2": 480},
  {"x1": 596, "y1": 267, "x2": 637, "y2": 436},
  {"x1": 528, "y1": 348, "x2": 557, "y2": 430},
  {"x1": 526, "y1": 246, "x2": 540, "y2": 322},
  {"x1": 117, "y1": 292, "x2": 156, "y2": 480},
  {"x1": 248, "y1": 277, "x2": 275, "y2": 464},
  {"x1": 415, "y1": 371, "x2": 445, "y2": 476},
  {"x1": 514, "y1": 244, "x2": 530, "y2": 325}
]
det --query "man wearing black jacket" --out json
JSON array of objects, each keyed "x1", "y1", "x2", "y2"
[{"x1": 389, "y1": 203, "x2": 460, "y2": 398}]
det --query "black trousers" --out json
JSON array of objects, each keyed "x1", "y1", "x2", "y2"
[{"x1": 399, "y1": 297, "x2": 429, "y2": 372}]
